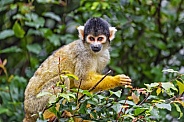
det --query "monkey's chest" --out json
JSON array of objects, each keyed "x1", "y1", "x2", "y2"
[{"x1": 90, "y1": 56, "x2": 108, "y2": 73}]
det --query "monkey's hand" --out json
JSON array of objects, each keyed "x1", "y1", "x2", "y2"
[{"x1": 117, "y1": 74, "x2": 132, "y2": 88}]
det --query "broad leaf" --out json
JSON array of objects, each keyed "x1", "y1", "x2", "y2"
[
  {"x1": 0, "y1": 29, "x2": 14, "y2": 40},
  {"x1": 155, "y1": 103, "x2": 171, "y2": 111},
  {"x1": 134, "y1": 107, "x2": 148, "y2": 116},
  {"x1": 43, "y1": 12, "x2": 61, "y2": 21},
  {"x1": 27, "y1": 43, "x2": 42, "y2": 54},
  {"x1": 0, "y1": 46, "x2": 22, "y2": 54},
  {"x1": 161, "y1": 82, "x2": 178, "y2": 96}
]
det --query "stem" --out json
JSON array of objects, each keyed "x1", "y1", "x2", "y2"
[{"x1": 78, "y1": 70, "x2": 111, "y2": 102}]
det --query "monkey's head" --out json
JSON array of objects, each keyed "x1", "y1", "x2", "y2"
[{"x1": 77, "y1": 18, "x2": 117, "y2": 53}]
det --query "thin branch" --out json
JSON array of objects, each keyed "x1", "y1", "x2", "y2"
[
  {"x1": 137, "y1": 93, "x2": 150, "y2": 105},
  {"x1": 78, "y1": 70, "x2": 112, "y2": 102},
  {"x1": 76, "y1": 78, "x2": 82, "y2": 105}
]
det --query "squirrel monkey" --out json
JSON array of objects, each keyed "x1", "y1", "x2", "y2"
[{"x1": 23, "y1": 18, "x2": 131, "y2": 122}]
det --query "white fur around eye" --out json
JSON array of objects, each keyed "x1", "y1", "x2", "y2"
[{"x1": 109, "y1": 27, "x2": 117, "y2": 41}]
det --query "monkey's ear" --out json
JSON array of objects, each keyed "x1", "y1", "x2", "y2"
[
  {"x1": 77, "y1": 26, "x2": 84, "y2": 40},
  {"x1": 109, "y1": 27, "x2": 117, "y2": 41}
]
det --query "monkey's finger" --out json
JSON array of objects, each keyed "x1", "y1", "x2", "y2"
[
  {"x1": 125, "y1": 85, "x2": 133, "y2": 88},
  {"x1": 120, "y1": 81, "x2": 132, "y2": 85},
  {"x1": 120, "y1": 76, "x2": 132, "y2": 82}
]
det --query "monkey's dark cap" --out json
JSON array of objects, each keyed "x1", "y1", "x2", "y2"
[{"x1": 84, "y1": 18, "x2": 110, "y2": 37}]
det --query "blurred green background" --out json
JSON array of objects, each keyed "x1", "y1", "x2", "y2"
[{"x1": 0, "y1": 0, "x2": 183, "y2": 121}]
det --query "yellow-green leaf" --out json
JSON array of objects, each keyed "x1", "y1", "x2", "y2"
[
  {"x1": 66, "y1": 74, "x2": 78, "y2": 80},
  {"x1": 173, "y1": 103, "x2": 183, "y2": 119},
  {"x1": 13, "y1": 21, "x2": 25, "y2": 38},
  {"x1": 176, "y1": 80, "x2": 184, "y2": 95},
  {"x1": 156, "y1": 87, "x2": 161, "y2": 96}
]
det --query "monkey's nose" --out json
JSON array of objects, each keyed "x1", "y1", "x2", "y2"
[{"x1": 90, "y1": 44, "x2": 102, "y2": 52}]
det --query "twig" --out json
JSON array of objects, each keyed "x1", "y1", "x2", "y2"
[
  {"x1": 137, "y1": 93, "x2": 150, "y2": 105},
  {"x1": 78, "y1": 70, "x2": 112, "y2": 102},
  {"x1": 76, "y1": 78, "x2": 82, "y2": 105}
]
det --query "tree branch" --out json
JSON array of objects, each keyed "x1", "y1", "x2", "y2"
[{"x1": 78, "y1": 70, "x2": 112, "y2": 102}]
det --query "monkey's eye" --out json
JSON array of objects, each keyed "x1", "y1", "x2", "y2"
[
  {"x1": 97, "y1": 37, "x2": 104, "y2": 41},
  {"x1": 89, "y1": 37, "x2": 95, "y2": 41}
]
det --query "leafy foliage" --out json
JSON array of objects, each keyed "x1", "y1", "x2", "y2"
[
  {"x1": 0, "y1": 0, "x2": 184, "y2": 122},
  {"x1": 36, "y1": 70, "x2": 184, "y2": 121}
]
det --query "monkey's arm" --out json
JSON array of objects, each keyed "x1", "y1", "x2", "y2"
[{"x1": 79, "y1": 72, "x2": 132, "y2": 92}]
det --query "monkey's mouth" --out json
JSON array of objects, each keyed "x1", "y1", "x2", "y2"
[{"x1": 91, "y1": 47, "x2": 101, "y2": 52}]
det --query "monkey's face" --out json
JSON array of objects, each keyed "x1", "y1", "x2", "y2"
[
  {"x1": 86, "y1": 34, "x2": 107, "y2": 53},
  {"x1": 77, "y1": 18, "x2": 117, "y2": 53}
]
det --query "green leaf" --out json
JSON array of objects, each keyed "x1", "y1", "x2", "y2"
[
  {"x1": 27, "y1": 43, "x2": 42, "y2": 54},
  {"x1": 173, "y1": 103, "x2": 183, "y2": 119},
  {"x1": 47, "y1": 34, "x2": 61, "y2": 46},
  {"x1": 157, "y1": 41, "x2": 167, "y2": 50},
  {"x1": 112, "y1": 103, "x2": 122, "y2": 113},
  {"x1": 36, "y1": 91, "x2": 52, "y2": 98},
  {"x1": 119, "y1": 100, "x2": 136, "y2": 106},
  {"x1": 82, "y1": 90, "x2": 93, "y2": 97},
  {"x1": 134, "y1": 107, "x2": 148, "y2": 116},
  {"x1": 109, "y1": 90, "x2": 121, "y2": 98},
  {"x1": 49, "y1": 95, "x2": 57, "y2": 104},
  {"x1": 0, "y1": 46, "x2": 22, "y2": 54},
  {"x1": 0, "y1": 29, "x2": 14, "y2": 40},
  {"x1": 144, "y1": 83, "x2": 159, "y2": 90},
  {"x1": 37, "y1": 0, "x2": 60, "y2": 4},
  {"x1": 25, "y1": 13, "x2": 45, "y2": 29},
  {"x1": 161, "y1": 82, "x2": 178, "y2": 95},
  {"x1": 79, "y1": 101, "x2": 87, "y2": 114},
  {"x1": 150, "y1": 107, "x2": 159, "y2": 118},
  {"x1": 155, "y1": 103, "x2": 171, "y2": 111},
  {"x1": 59, "y1": 93, "x2": 70, "y2": 101},
  {"x1": 43, "y1": 12, "x2": 61, "y2": 22},
  {"x1": 162, "y1": 69, "x2": 178, "y2": 73},
  {"x1": 122, "y1": 114, "x2": 135, "y2": 119},
  {"x1": 91, "y1": 2, "x2": 99, "y2": 10},
  {"x1": 13, "y1": 21, "x2": 25, "y2": 38},
  {"x1": 0, "y1": 107, "x2": 9, "y2": 114},
  {"x1": 25, "y1": 17, "x2": 45, "y2": 29},
  {"x1": 176, "y1": 80, "x2": 184, "y2": 95},
  {"x1": 66, "y1": 74, "x2": 79, "y2": 80},
  {"x1": 48, "y1": 105, "x2": 58, "y2": 116}
]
